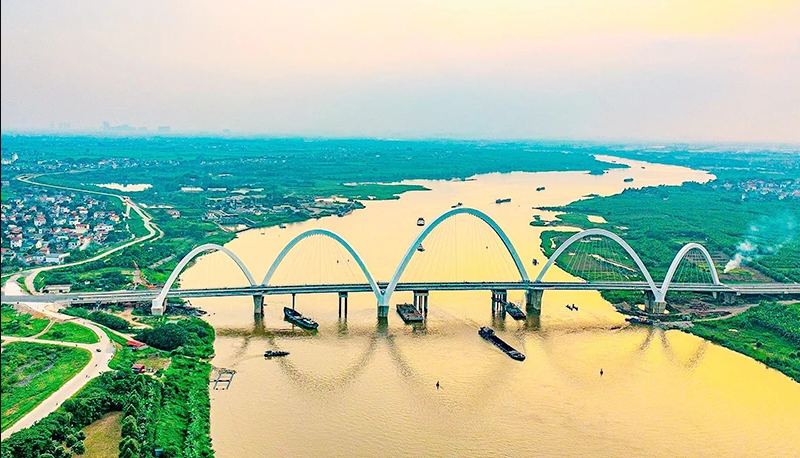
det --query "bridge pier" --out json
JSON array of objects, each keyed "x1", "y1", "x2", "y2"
[
  {"x1": 338, "y1": 292, "x2": 348, "y2": 318},
  {"x1": 377, "y1": 304, "x2": 389, "y2": 318},
  {"x1": 525, "y1": 289, "x2": 543, "y2": 315},
  {"x1": 413, "y1": 290, "x2": 429, "y2": 315},
  {"x1": 491, "y1": 290, "x2": 507, "y2": 314},
  {"x1": 717, "y1": 292, "x2": 736, "y2": 305},
  {"x1": 151, "y1": 298, "x2": 164, "y2": 316},
  {"x1": 253, "y1": 294, "x2": 264, "y2": 316},
  {"x1": 644, "y1": 291, "x2": 666, "y2": 314}
]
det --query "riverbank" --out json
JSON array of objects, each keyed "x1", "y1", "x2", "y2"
[{"x1": 686, "y1": 301, "x2": 800, "y2": 383}]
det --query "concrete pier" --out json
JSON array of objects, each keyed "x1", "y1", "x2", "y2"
[
  {"x1": 644, "y1": 290, "x2": 666, "y2": 314},
  {"x1": 413, "y1": 290, "x2": 429, "y2": 315},
  {"x1": 338, "y1": 292, "x2": 349, "y2": 317},
  {"x1": 253, "y1": 294, "x2": 264, "y2": 315},
  {"x1": 525, "y1": 289, "x2": 543, "y2": 315}
]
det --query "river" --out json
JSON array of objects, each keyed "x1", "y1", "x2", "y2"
[{"x1": 179, "y1": 156, "x2": 800, "y2": 457}]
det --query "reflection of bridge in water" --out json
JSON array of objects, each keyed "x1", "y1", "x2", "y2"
[{"x1": 5, "y1": 207, "x2": 798, "y2": 318}]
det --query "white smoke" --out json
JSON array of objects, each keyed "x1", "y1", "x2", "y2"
[{"x1": 724, "y1": 214, "x2": 797, "y2": 273}]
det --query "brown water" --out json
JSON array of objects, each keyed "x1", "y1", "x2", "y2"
[{"x1": 180, "y1": 157, "x2": 800, "y2": 457}]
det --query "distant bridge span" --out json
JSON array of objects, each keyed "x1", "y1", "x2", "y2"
[{"x1": 7, "y1": 207, "x2": 797, "y2": 318}]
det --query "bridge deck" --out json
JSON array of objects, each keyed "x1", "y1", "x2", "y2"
[{"x1": 3, "y1": 281, "x2": 798, "y2": 304}]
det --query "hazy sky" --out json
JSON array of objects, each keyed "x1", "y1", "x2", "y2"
[{"x1": 2, "y1": 0, "x2": 799, "y2": 142}]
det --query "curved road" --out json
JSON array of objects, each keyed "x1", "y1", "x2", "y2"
[
  {"x1": 11, "y1": 174, "x2": 162, "y2": 293},
  {"x1": 1, "y1": 278, "x2": 116, "y2": 440}
]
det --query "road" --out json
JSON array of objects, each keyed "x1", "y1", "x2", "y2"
[
  {"x1": 9, "y1": 174, "x2": 162, "y2": 293},
  {"x1": 1, "y1": 277, "x2": 116, "y2": 440}
]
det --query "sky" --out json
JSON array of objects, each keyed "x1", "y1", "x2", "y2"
[{"x1": 1, "y1": 0, "x2": 799, "y2": 142}]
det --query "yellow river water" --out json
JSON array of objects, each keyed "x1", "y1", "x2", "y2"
[{"x1": 179, "y1": 156, "x2": 800, "y2": 457}]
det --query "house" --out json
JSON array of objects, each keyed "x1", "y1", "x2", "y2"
[
  {"x1": 45, "y1": 252, "x2": 68, "y2": 264},
  {"x1": 9, "y1": 235, "x2": 22, "y2": 248},
  {"x1": 75, "y1": 223, "x2": 89, "y2": 234},
  {"x1": 126, "y1": 340, "x2": 146, "y2": 350},
  {"x1": 131, "y1": 364, "x2": 146, "y2": 374}
]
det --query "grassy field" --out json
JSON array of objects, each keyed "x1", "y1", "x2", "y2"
[
  {"x1": 0, "y1": 304, "x2": 50, "y2": 337},
  {"x1": 37, "y1": 321, "x2": 100, "y2": 344},
  {"x1": 1, "y1": 342, "x2": 91, "y2": 431},
  {"x1": 81, "y1": 411, "x2": 122, "y2": 458},
  {"x1": 688, "y1": 302, "x2": 800, "y2": 382}
]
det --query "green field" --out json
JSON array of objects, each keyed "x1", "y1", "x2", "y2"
[
  {"x1": 1, "y1": 342, "x2": 91, "y2": 431},
  {"x1": 688, "y1": 302, "x2": 800, "y2": 382},
  {"x1": 0, "y1": 305, "x2": 50, "y2": 338},
  {"x1": 38, "y1": 322, "x2": 99, "y2": 344}
]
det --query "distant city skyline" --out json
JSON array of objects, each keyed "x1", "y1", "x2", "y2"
[{"x1": 2, "y1": 1, "x2": 799, "y2": 143}]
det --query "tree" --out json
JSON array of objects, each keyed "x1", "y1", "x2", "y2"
[
  {"x1": 119, "y1": 437, "x2": 140, "y2": 458},
  {"x1": 120, "y1": 414, "x2": 138, "y2": 439},
  {"x1": 71, "y1": 441, "x2": 86, "y2": 455}
]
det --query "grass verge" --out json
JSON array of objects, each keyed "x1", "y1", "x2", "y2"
[
  {"x1": 38, "y1": 322, "x2": 100, "y2": 344},
  {"x1": 1, "y1": 342, "x2": 91, "y2": 431}
]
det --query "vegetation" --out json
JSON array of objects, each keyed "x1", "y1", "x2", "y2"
[
  {"x1": 688, "y1": 302, "x2": 800, "y2": 382},
  {"x1": 156, "y1": 357, "x2": 213, "y2": 458},
  {"x1": 61, "y1": 308, "x2": 131, "y2": 332},
  {"x1": 1, "y1": 342, "x2": 91, "y2": 432},
  {"x1": 37, "y1": 322, "x2": 99, "y2": 345},
  {"x1": 81, "y1": 412, "x2": 122, "y2": 458},
  {"x1": 135, "y1": 318, "x2": 215, "y2": 358},
  {"x1": 0, "y1": 305, "x2": 50, "y2": 338},
  {"x1": 2, "y1": 313, "x2": 216, "y2": 457},
  {"x1": 540, "y1": 182, "x2": 800, "y2": 283}
]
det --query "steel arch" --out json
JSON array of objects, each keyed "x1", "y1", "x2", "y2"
[
  {"x1": 660, "y1": 243, "x2": 720, "y2": 297},
  {"x1": 152, "y1": 243, "x2": 255, "y2": 313},
  {"x1": 260, "y1": 229, "x2": 383, "y2": 303},
  {"x1": 534, "y1": 228, "x2": 662, "y2": 300},
  {"x1": 380, "y1": 207, "x2": 529, "y2": 306}
]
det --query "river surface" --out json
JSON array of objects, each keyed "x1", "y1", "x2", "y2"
[{"x1": 179, "y1": 157, "x2": 800, "y2": 457}]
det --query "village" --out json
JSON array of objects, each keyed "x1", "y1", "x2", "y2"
[{"x1": 1, "y1": 187, "x2": 129, "y2": 271}]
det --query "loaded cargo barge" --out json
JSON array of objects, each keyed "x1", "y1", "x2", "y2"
[
  {"x1": 505, "y1": 303, "x2": 526, "y2": 320},
  {"x1": 396, "y1": 303, "x2": 424, "y2": 323},
  {"x1": 478, "y1": 327, "x2": 525, "y2": 361}
]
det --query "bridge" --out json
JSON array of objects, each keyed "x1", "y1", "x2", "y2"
[{"x1": 5, "y1": 207, "x2": 798, "y2": 318}]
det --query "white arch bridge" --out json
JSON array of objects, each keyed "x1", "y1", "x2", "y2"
[{"x1": 6, "y1": 207, "x2": 798, "y2": 318}]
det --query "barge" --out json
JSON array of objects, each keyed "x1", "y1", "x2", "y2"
[
  {"x1": 504, "y1": 303, "x2": 526, "y2": 320},
  {"x1": 396, "y1": 303, "x2": 424, "y2": 323},
  {"x1": 478, "y1": 327, "x2": 525, "y2": 361},
  {"x1": 264, "y1": 350, "x2": 290, "y2": 358},
  {"x1": 284, "y1": 307, "x2": 319, "y2": 330}
]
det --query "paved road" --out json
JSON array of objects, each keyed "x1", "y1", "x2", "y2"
[
  {"x1": 1, "y1": 278, "x2": 116, "y2": 440},
  {"x1": 9, "y1": 174, "x2": 162, "y2": 293}
]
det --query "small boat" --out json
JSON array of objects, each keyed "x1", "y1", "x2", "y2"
[
  {"x1": 278, "y1": 223, "x2": 288, "y2": 229},
  {"x1": 531, "y1": 258, "x2": 538, "y2": 266},
  {"x1": 283, "y1": 307, "x2": 318, "y2": 330},
  {"x1": 536, "y1": 186, "x2": 546, "y2": 191},
  {"x1": 478, "y1": 327, "x2": 525, "y2": 361},
  {"x1": 417, "y1": 217, "x2": 425, "y2": 226},
  {"x1": 623, "y1": 177, "x2": 634, "y2": 183},
  {"x1": 495, "y1": 198, "x2": 511, "y2": 204},
  {"x1": 451, "y1": 202, "x2": 463, "y2": 208},
  {"x1": 264, "y1": 350, "x2": 290, "y2": 358},
  {"x1": 417, "y1": 244, "x2": 425, "y2": 252}
]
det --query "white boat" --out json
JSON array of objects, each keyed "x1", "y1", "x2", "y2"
[{"x1": 417, "y1": 217, "x2": 425, "y2": 226}]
